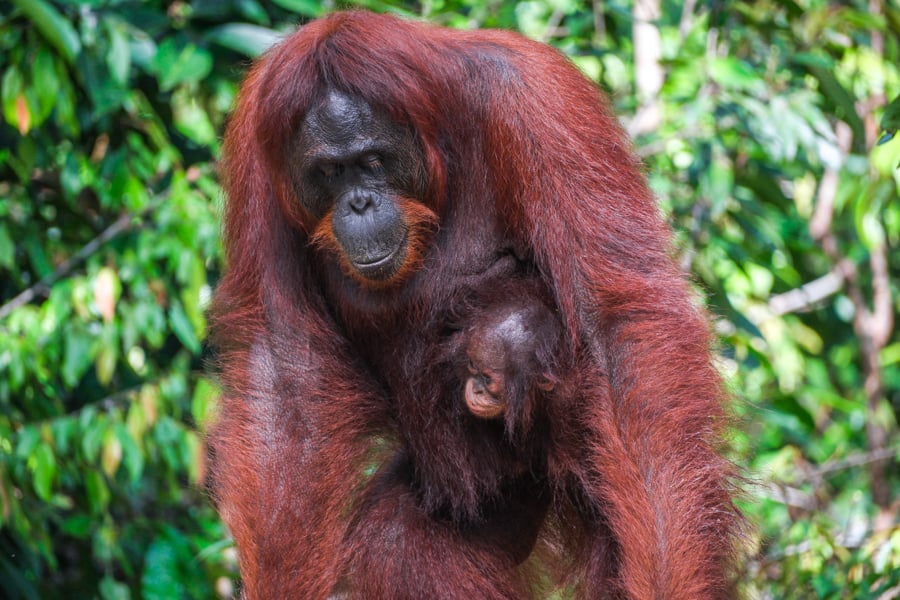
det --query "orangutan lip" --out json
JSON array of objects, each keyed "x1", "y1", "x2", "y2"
[
  {"x1": 354, "y1": 251, "x2": 394, "y2": 268},
  {"x1": 351, "y1": 241, "x2": 404, "y2": 279},
  {"x1": 352, "y1": 231, "x2": 406, "y2": 274}
]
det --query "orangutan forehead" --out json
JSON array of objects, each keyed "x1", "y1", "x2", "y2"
[{"x1": 300, "y1": 90, "x2": 409, "y2": 157}]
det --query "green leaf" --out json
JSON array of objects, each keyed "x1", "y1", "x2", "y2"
[
  {"x1": 96, "y1": 343, "x2": 117, "y2": 386},
  {"x1": 141, "y1": 531, "x2": 190, "y2": 600},
  {"x1": 881, "y1": 343, "x2": 900, "y2": 366},
  {"x1": 32, "y1": 47, "x2": 59, "y2": 123},
  {"x1": 154, "y1": 417, "x2": 183, "y2": 470},
  {"x1": 770, "y1": 396, "x2": 816, "y2": 432},
  {"x1": 16, "y1": 427, "x2": 40, "y2": 460},
  {"x1": 49, "y1": 418, "x2": 76, "y2": 455},
  {"x1": 235, "y1": 0, "x2": 270, "y2": 25},
  {"x1": 173, "y1": 96, "x2": 216, "y2": 145},
  {"x1": 61, "y1": 515, "x2": 93, "y2": 538},
  {"x1": 128, "y1": 36, "x2": 157, "y2": 72},
  {"x1": 853, "y1": 180, "x2": 890, "y2": 250},
  {"x1": 63, "y1": 328, "x2": 94, "y2": 387},
  {"x1": 53, "y1": 59, "x2": 78, "y2": 134},
  {"x1": 99, "y1": 577, "x2": 131, "y2": 600},
  {"x1": 116, "y1": 425, "x2": 144, "y2": 484},
  {"x1": 191, "y1": 378, "x2": 219, "y2": 428},
  {"x1": 84, "y1": 469, "x2": 110, "y2": 514},
  {"x1": 744, "y1": 262, "x2": 774, "y2": 297},
  {"x1": 101, "y1": 429, "x2": 122, "y2": 476},
  {"x1": 106, "y1": 22, "x2": 132, "y2": 86},
  {"x1": 205, "y1": 24, "x2": 283, "y2": 58},
  {"x1": 30, "y1": 444, "x2": 56, "y2": 501},
  {"x1": 152, "y1": 38, "x2": 213, "y2": 91},
  {"x1": 709, "y1": 57, "x2": 762, "y2": 93},
  {"x1": 271, "y1": 0, "x2": 323, "y2": 17},
  {"x1": 794, "y1": 54, "x2": 865, "y2": 145},
  {"x1": 878, "y1": 93, "x2": 900, "y2": 145},
  {"x1": 1, "y1": 67, "x2": 25, "y2": 131},
  {"x1": 858, "y1": 212, "x2": 886, "y2": 249},
  {"x1": 81, "y1": 416, "x2": 105, "y2": 463},
  {"x1": 168, "y1": 302, "x2": 200, "y2": 354},
  {"x1": 0, "y1": 224, "x2": 13, "y2": 270},
  {"x1": 11, "y1": 0, "x2": 81, "y2": 64},
  {"x1": 78, "y1": 49, "x2": 129, "y2": 116}
]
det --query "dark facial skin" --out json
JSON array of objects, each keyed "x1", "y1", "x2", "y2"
[{"x1": 292, "y1": 90, "x2": 427, "y2": 282}]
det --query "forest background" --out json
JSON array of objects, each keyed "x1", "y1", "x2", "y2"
[{"x1": 1, "y1": 0, "x2": 900, "y2": 598}]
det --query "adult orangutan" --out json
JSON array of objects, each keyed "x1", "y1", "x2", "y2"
[{"x1": 208, "y1": 10, "x2": 742, "y2": 599}]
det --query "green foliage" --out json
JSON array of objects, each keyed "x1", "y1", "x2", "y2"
[
  {"x1": 617, "y1": 1, "x2": 900, "y2": 596},
  {"x1": 0, "y1": 0, "x2": 261, "y2": 596},
  {"x1": 880, "y1": 92, "x2": 900, "y2": 144},
  {"x1": 1, "y1": 0, "x2": 898, "y2": 598}
]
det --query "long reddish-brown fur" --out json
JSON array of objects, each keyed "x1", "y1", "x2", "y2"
[{"x1": 208, "y1": 11, "x2": 742, "y2": 599}]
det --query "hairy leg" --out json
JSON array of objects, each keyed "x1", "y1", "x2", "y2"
[{"x1": 341, "y1": 455, "x2": 549, "y2": 600}]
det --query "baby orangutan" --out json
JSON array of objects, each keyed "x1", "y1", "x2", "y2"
[{"x1": 455, "y1": 278, "x2": 563, "y2": 436}]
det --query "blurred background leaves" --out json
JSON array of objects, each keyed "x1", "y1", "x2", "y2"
[{"x1": 0, "y1": 0, "x2": 898, "y2": 598}]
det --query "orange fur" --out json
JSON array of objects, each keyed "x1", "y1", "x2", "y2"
[{"x1": 208, "y1": 11, "x2": 743, "y2": 599}]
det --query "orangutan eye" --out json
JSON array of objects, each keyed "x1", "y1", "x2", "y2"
[
  {"x1": 318, "y1": 162, "x2": 342, "y2": 179},
  {"x1": 360, "y1": 153, "x2": 383, "y2": 171}
]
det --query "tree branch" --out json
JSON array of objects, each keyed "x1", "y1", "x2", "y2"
[
  {"x1": 630, "y1": 0, "x2": 664, "y2": 136},
  {"x1": 0, "y1": 195, "x2": 164, "y2": 322},
  {"x1": 768, "y1": 270, "x2": 845, "y2": 315},
  {"x1": 807, "y1": 118, "x2": 894, "y2": 509}
]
